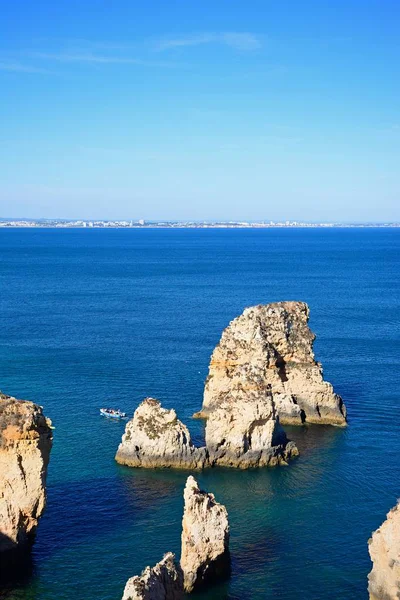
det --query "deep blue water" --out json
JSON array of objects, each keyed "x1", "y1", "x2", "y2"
[{"x1": 0, "y1": 228, "x2": 399, "y2": 600}]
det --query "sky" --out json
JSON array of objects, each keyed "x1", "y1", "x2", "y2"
[{"x1": 0, "y1": 0, "x2": 399, "y2": 222}]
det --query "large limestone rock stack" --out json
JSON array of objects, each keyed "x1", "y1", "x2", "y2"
[
  {"x1": 122, "y1": 553, "x2": 183, "y2": 600},
  {"x1": 197, "y1": 301, "x2": 346, "y2": 426},
  {"x1": 205, "y1": 389, "x2": 298, "y2": 468},
  {"x1": 181, "y1": 476, "x2": 230, "y2": 592},
  {"x1": 0, "y1": 392, "x2": 53, "y2": 553},
  {"x1": 368, "y1": 502, "x2": 400, "y2": 600},
  {"x1": 115, "y1": 398, "x2": 207, "y2": 469}
]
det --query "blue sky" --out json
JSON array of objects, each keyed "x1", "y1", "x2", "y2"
[{"x1": 1, "y1": 0, "x2": 399, "y2": 222}]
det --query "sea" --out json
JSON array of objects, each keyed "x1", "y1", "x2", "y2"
[{"x1": 0, "y1": 227, "x2": 399, "y2": 600}]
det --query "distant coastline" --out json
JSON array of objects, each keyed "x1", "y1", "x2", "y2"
[{"x1": 0, "y1": 219, "x2": 399, "y2": 229}]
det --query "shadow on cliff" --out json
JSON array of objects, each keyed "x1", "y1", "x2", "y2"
[{"x1": 0, "y1": 533, "x2": 34, "y2": 595}]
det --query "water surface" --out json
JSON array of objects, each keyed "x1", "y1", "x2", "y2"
[{"x1": 0, "y1": 228, "x2": 399, "y2": 599}]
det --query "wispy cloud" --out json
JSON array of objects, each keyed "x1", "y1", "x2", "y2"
[
  {"x1": 30, "y1": 51, "x2": 174, "y2": 68},
  {"x1": 155, "y1": 32, "x2": 262, "y2": 51},
  {"x1": 1, "y1": 33, "x2": 258, "y2": 75},
  {"x1": 0, "y1": 61, "x2": 50, "y2": 74}
]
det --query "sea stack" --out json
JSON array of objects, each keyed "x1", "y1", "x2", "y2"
[
  {"x1": 121, "y1": 553, "x2": 183, "y2": 600},
  {"x1": 196, "y1": 301, "x2": 346, "y2": 426},
  {"x1": 0, "y1": 393, "x2": 53, "y2": 554},
  {"x1": 368, "y1": 502, "x2": 400, "y2": 600},
  {"x1": 181, "y1": 476, "x2": 230, "y2": 592},
  {"x1": 115, "y1": 398, "x2": 207, "y2": 469},
  {"x1": 121, "y1": 477, "x2": 230, "y2": 598},
  {"x1": 205, "y1": 390, "x2": 298, "y2": 468}
]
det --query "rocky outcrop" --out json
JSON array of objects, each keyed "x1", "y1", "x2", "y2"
[
  {"x1": 368, "y1": 502, "x2": 400, "y2": 600},
  {"x1": 196, "y1": 301, "x2": 346, "y2": 426},
  {"x1": 181, "y1": 476, "x2": 230, "y2": 592},
  {"x1": 121, "y1": 477, "x2": 230, "y2": 599},
  {"x1": 116, "y1": 396, "x2": 297, "y2": 470},
  {"x1": 115, "y1": 398, "x2": 207, "y2": 469},
  {"x1": 0, "y1": 392, "x2": 53, "y2": 553},
  {"x1": 205, "y1": 390, "x2": 298, "y2": 468},
  {"x1": 122, "y1": 553, "x2": 183, "y2": 600}
]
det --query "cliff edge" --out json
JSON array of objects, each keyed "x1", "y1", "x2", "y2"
[{"x1": 0, "y1": 392, "x2": 53, "y2": 553}]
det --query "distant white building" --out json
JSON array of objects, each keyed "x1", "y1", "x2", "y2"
[{"x1": 138, "y1": 219, "x2": 145, "y2": 226}]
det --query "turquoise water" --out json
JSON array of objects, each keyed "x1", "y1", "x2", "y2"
[{"x1": 0, "y1": 228, "x2": 399, "y2": 599}]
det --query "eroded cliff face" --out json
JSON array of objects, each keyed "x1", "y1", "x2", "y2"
[
  {"x1": 122, "y1": 553, "x2": 183, "y2": 600},
  {"x1": 368, "y1": 503, "x2": 400, "y2": 600},
  {"x1": 0, "y1": 393, "x2": 53, "y2": 553},
  {"x1": 205, "y1": 390, "x2": 298, "y2": 468},
  {"x1": 121, "y1": 477, "x2": 230, "y2": 599},
  {"x1": 197, "y1": 301, "x2": 346, "y2": 426},
  {"x1": 116, "y1": 395, "x2": 297, "y2": 470},
  {"x1": 181, "y1": 476, "x2": 230, "y2": 592},
  {"x1": 115, "y1": 398, "x2": 207, "y2": 469}
]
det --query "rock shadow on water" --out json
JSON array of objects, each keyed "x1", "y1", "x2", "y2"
[
  {"x1": 33, "y1": 471, "x2": 184, "y2": 561},
  {"x1": 182, "y1": 554, "x2": 232, "y2": 599},
  {"x1": 117, "y1": 463, "x2": 192, "y2": 495},
  {"x1": 0, "y1": 533, "x2": 34, "y2": 595},
  {"x1": 284, "y1": 422, "x2": 347, "y2": 457},
  {"x1": 232, "y1": 526, "x2": 285, "y2": 573},
  {"x1": 188, "y1": 578, "x2": 231, "y2": 600}
]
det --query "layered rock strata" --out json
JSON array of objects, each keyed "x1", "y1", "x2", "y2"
[
  {"x1": 181, "y1": 476, "x2": 230, "y2": 592},
  {"x1": 196, "y1": 301, "x2": 346, "y2": 426},
  {"x1": 115, "y1": 398, "x2": 207, "y2": 469},
  {"x1": 368, "y1": 502, "x2": 400, "y2": 600},
  {"x1": 122, "y1": 553, "x2": 183, "y2": 600},
  {"x1": 0, "y1": 392, "x2": 53, "y2": 553}
]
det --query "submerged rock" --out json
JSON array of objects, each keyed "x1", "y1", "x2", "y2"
[
  {"x1": 205, "y1": 390, "x2": 298, "y2": 468},
  {"x1": 122, "y1": 552, "x2": 183, "y2": 600},
  {"x1": 196, "y1": 301, "x2": 346, "y2": 426},
  {"x1": 115, "y1": 398, "x2": 207, "y2": 469},
  {"x1": 368, "y1": 502, "x2": 400, "y2": 600},
  {"x1": 0, "y1": 393, "x2": 52, "y2": 553},
  {"x1": 181, "y1": 476, "x2": 230, "y2": 592}
]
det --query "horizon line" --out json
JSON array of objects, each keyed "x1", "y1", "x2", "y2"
[{"x1": 0, "y1": 217, "x2": 399, "y2": 227}]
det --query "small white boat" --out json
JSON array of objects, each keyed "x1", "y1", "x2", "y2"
[{"x1": 100, "y1": 408, "x2": 127, "y2": 419}]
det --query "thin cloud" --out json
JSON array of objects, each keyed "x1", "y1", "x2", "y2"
[
  {"x1": 30, "y1": 51, "x2": 174, "y2": 67},
  {"x1": 155, "y1": 32, "x2": 262, "y2": 51},
  {"x1": 4, "y1": 33, "x2": 259, "y2": 73},
  {"x1": 49, "y1": 39, "x2": 138, "y2": 52},
  {"x1": 0, "y1": 61, "x2": 50, "y2": 74}
]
